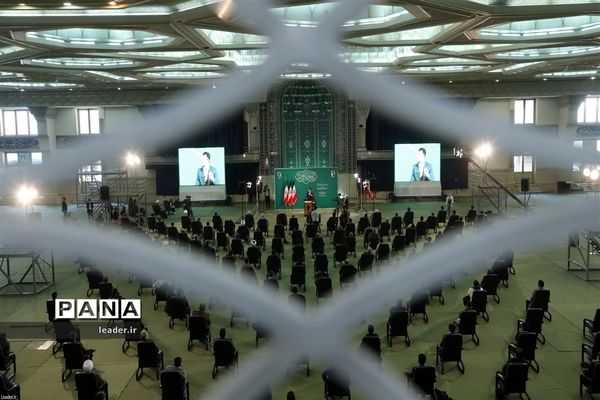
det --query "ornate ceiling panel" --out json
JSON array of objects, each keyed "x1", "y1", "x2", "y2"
[{"x1": 0, "y1": 0, "x2": 597, "y2": 91}]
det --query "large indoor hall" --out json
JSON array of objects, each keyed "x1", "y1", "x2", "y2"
[{"x1": 0, "y1": 1, "x2": 600, "y2": 400}]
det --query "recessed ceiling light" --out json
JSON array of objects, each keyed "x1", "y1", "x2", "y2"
[
  {"x1": 108, "y1": 1, "x2": 117, "y2": 5},
  {"x1": 448, "y1": 80, "x2": 453, "y2": 83},
  {"x1": 495, "y1": 79, "x2": 499, "y2": 82},
  {"x1": 63, "y1": 2, "x2": 72, "y2": 6},
  {"x1": 543, "y1": 78, "x2": 547, "y2": 81},
  {"x1": 117, "y1": 87, "x2": 121, "y2": 90},
  {"x1": 401, "y1": 81, "x2": 405, "y2": 85}
]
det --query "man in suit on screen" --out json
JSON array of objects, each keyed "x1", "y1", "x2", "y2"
[
  {"x1": 195, "y1": 151, "x2": 220, "y2": 185},
  {"x1": 410, "y1": 147, "x2": 434, "y2": 181}
]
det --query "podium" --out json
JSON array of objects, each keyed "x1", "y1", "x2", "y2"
[{"x1": 304, "y1": 201, "x2": 314, "y2": 217}]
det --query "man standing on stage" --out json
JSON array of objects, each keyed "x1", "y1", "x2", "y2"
[{"x1": 264, "y1": 185, "x2": 271, "y2": 209}]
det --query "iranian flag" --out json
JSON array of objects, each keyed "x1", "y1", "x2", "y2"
[
  {"x1": 283, "y1": 182, "x2": 290, "y2": 206},
  {"x1": 290, "y1": 183, "x2": 298, "y2": 206}
]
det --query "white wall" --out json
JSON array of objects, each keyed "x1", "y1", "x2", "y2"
[
  {"x1": 103, "y1": 106, "x2": 143, "y2": 134},
  {"x1": 53, "y1": 108, "x2": 77, "y2": 135}
]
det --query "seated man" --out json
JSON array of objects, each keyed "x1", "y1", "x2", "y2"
[
  {"x1": 191, "y1": 303, "x2": 211, "y2": 327},
  {"x1": 240, "y1": 259, "x2": 258, "y2": 285},
  {"x1": 339, "y1": 261, "x2": 357, "y2": 283},
  {"x1": 495, "y1": 348, "x2": 526, "y2": 395},
  {"x1": 463, "y1": 279, "x2": 482, "y2": 308},
  {"x1": 448, "y1": 210, "x2": 459, "y2": 226},
  {"x1": 407, "y1": 353, "x2": 436, "y2": 395},
  {"x1": 408, "y1": 353, "x2": 432, "y2": 377},
  {"x1": 288, "y1": 286, "x2": 306, "y2": 312},
  {"x1": 389, "y1": 299, "x2": 407, "y2": 315},
  {"x1": 403, "y1": 208, "x2": 414, "y2": 227},
  {"x1": 367, "y1": 229, "x2": 380, "y2": 250},
  {"x1": 0, "y1": 332, "x2": 13, "y2": 362},
  {"x1": 163, "y1": 356, "x2": 188, "y2": 399},
  {"x1": 358, "y1": 248, "x2": 375, "y2": 272},
  {"x1": 167, "y1": 223, "x2": 179, "y2": 240},
  {"x1": 581, "y1": 353, "x2": 600, "y2": 389},
  {"x1": 322, "y1": 367, "x2": 350, "y2": 396},
  {"x1": 359, "y1": 324, "x2": 382, "y2": 363},
  {"x1": 440, "y1": 323, "x2": 457, "y2": 347},
  {"x1": 82, "y1": 359, "x2": 107, "y2": 391},
  {"x1": 526, "y1": 279, "x2": 548, "y2": 309},
  {"x1": 214, "y1": 328, "x2": 239, "y2": 363}
]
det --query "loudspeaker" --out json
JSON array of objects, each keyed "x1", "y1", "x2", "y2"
[
  {"x1": 100, "y1": 185, "x2": 110, "y2": 200},
  {"x1": 520, "y1": 178, "x2": 529, "y2": 192}
]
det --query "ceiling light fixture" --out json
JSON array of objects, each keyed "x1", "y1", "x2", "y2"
[{"x1": 63, "y1": 2, "x2": 72, "y2": 6}]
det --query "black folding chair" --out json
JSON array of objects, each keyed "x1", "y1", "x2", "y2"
[
  {"x1": 75, "y1": 372, "x2": 108, "y2": 400},
  {"x1": 436, "y1": 334, "x2": 464, "y2": 374},
  {"x1": 86, "y1": 269, "x2": 103, "y2": 297},
  {"x1": 62, "y1": 342, "x2": 88, "y2": 381},
  {"x1": 518, "y1": 308, "x2": 545, "y2": 345},
  {"x1": 291, "y1": 263, "x2": 306, "y2": 291},
  {"x1": 166, "y1": 295, "x2": 190, "y2": 329},
  {"x1": 136, "y1": 341, "x2": 164, "y2": 380},
  {"x1": 408, "y1": 290, "x2": 429, "y2": 323},
  {"x1": 584, "y1": 309, "x2": 600, "y2": 340},
  {"x1": 509, "y1": 332, "x2": 539, "y2": 373},
  {"x1": 266, "y1": 254, "x2": 282, "y2": 279},
  {"x1": 528, "y1": 289, "x2": 552, "y2": 321},
  {"x1": 581, "y1": 362, "x2": 600, "y2": 399},
  {"x1": 457, "y1": 309, "x2": 479, "y2": 345},
  {"x1": 160, "y1": 370, "x2": 189, "y2": 400},
  {"x1": 386, "y1": 311, "x2": 411, "y2": 347},
  {"x1": 315, "y1": 276, "x2": 333, "y2": 304},
  {"x1": 481, "y1": 273, "x2": 501, "y2": 304},
  {"x1": 412, "y1": 366, "x2": 436, "y2": 398},
  {"x1": 188, "y1": 315, "x2": 211, "y2": 351},
  {"x1": 471, "y1": 290, "x2": 489, "y2": 322},
  {"x1": 212, "y1": 340, "x2": 238, "y2": 379},
  {"x1": 122, "y1": 319, "x2": 144, "y2": 352},
  {"x1": 496, "y1": 363, "x2": 530, "y2": 400}
]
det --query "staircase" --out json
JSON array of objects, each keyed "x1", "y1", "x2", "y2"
[{"x1": 465, "y1": 154, "x2": 525, "y2": 213}]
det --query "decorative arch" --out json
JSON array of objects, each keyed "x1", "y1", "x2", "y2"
[{"x1": 280, "y1": 81, "x2": 335, "y2": 168}]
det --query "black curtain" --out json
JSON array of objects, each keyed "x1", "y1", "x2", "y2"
[
  {"x1": 155, "y1": 165, "x2": 179, "y2": 196},
  {"x1": 157, "y1": 109, "x2": 246, "y2": 156},
  {"x1": 357, "y1": 160, "x2": 394, "y2": 191},
  {"x1": 441, "y1": 158, "x2": 469, "y2": 190},
  {"x1": 366, "y1": 108, "x2": 452, "y2": 150},
  {"x1": 225, "y1": 162, "x2": 259, "y2": 194}
]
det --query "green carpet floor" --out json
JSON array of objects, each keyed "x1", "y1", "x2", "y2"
[{"x1": 1, "y1": 195, "x2": 599, "y2": 400}]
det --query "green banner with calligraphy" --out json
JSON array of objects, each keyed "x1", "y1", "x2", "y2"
[{"x1": 274, "y1": 167, "x2": 338, "y2": 210}]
